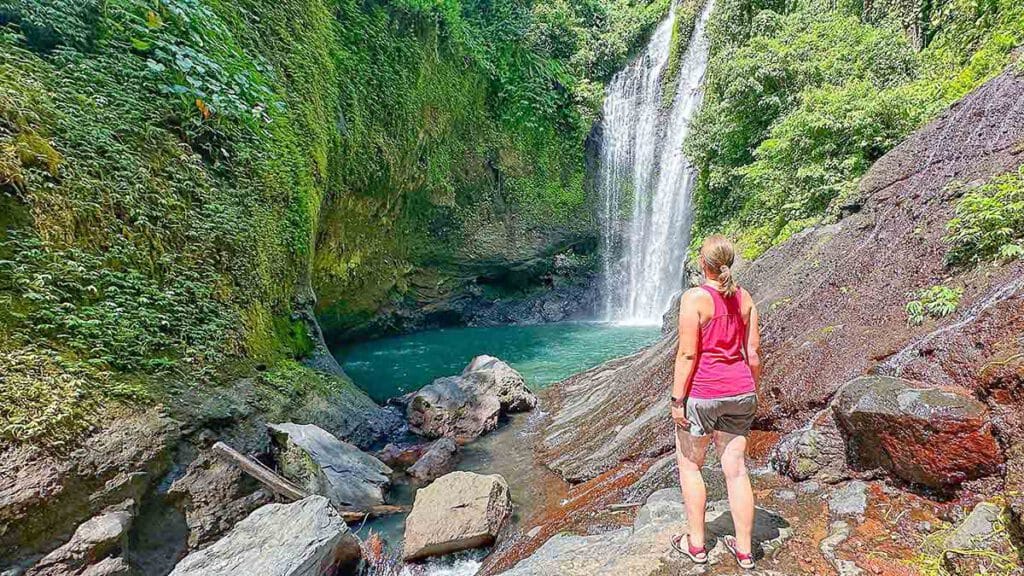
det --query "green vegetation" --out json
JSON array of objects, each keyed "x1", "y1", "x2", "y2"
[
  {"x1": 906, "y1": 285, "x2": 962, "y2": 326},
  {"x1": 0, "y1": 0, "x2": 672, "y2": 446},
  {"x1": 687, "y1": 0, "x2": 1024, "y2": 258},
  {"x1": 945, "y1": 166, "x2": 1024, "y2": 266}
]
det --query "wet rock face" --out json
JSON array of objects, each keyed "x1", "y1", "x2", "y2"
[
  {"x1": 832, "y1": 376, "x2": 1003, "y2": 488},
  {"x1": 167, "y1": 451, "x2": 271, "y2": 550},
  {"x1": 26, "y1": 500, "x2": 134, "y2": 576},
  {"x1": 268, "y1": 423, "x2": 391, "y2": 508},
  {"x1": 497, "y1": 488, "x2": 792, "y2": 576},
  {"x1": 407, "y1": 356, "x2": 534, "y2": 443},
  {"x1": 403, "y1": 471, "x2": 512, "y2": 561},
  {"x1": 168, "y1": 495, "x2": 360, "y2": 576},
  {"x1": 0, "y1": 412, "x2": 177, "y2": 566}
]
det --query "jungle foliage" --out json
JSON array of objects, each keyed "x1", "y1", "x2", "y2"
[
  {"x1": 0, "y1": 0, "x2": 669, "y2": 446},
  {"x1": 687, "y1": 0, "x2": 1024, "y2": 259}
]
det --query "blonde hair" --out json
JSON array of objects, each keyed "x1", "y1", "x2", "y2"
[{"x1": 700, "y1": 235, "x2": 738, "y2": 297}]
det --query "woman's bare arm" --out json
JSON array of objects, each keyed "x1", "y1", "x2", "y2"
[{"x1": 743, "y1": 291, "x2": 762, "y2": 387}]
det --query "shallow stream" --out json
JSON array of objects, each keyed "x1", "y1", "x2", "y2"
[{"x1": 334, "y1": 322, "x2": 661, "y2": 572}]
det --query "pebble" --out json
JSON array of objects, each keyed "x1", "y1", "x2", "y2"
[{"x1": 776, "y1": 489, "x2": 797, "y2": 501}]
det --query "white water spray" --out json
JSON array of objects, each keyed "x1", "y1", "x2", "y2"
[{"x1": 597, "y1": 1, "x2": 713, "y2": 322}]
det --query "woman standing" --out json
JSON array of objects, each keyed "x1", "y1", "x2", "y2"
[{"x1": 669, "y1": 235, "x2": 761, "y2": 570}]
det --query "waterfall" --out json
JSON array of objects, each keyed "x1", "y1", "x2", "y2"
[{"x1": 597, "y1": 1, "x2": 714, "y2": 322}]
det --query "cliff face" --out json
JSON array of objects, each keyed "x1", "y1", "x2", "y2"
[{"x1": 537, "y1": 65, "x2": 1024, "y2": 484}]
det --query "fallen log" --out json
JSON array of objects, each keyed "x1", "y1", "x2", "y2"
[
  {"x1": 337, "y1": 504, "x2": 409, "y2": 523},
  {"x1": 211, "y1": 441, "x2": 410, "y2": 523},
  {"x1": 212, "y1": 441, "x2": 307, "y2": 501}
]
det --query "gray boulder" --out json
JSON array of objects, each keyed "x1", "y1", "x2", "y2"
[
  {"x1": 406, "y1": 377, "x2": 502, "y2": 443},
  {"x1": 462, "y1": 355, "x2": 536, "y2": 412},
  {"x1": 268, "y1": 423, "x2": 391, "y2": 508},
  {"x1": 403, "y1": 471, "x2": 512, "y2": 561},
  {"x1": 406, "y1": 356, "x2": 534, "y2": 442},
  {"x1": 407, "y1": 438, "x2": 458, "y2": 482},
  {"x1": 168, "y1": 496, "x2": 360, "y2": 576}
]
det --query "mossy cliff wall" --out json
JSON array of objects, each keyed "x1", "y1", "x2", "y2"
[{"x1": 0, "y1": 0, "x2": 669, "y2": 446}]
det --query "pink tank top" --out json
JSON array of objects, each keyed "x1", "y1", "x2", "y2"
[{"x1": 689, "y1": 285, "x2": 756, "y2": 399}]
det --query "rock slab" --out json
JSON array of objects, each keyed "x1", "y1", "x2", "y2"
[
  {"x1": 832, "y1": 376, "x2": 1003, "y2": 488},
  {"x1": 403, "y1": 471, "x2": 512, "y2": 561},
  {"x1": 497, "y1": 488, "x2": 792, "y2": 576},
  {"x1": 268, "y1": 422, "x2": 391, "y2": 508},
  {"x1": 168, "y1": 495, "x2": 359, "y2": 576}
]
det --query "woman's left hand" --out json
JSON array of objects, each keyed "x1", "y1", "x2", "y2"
[{"x1": 671, "y1": 404, "x2": 689, "y2": 427}]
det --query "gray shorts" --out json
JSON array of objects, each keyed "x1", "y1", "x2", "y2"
[{"x1": 684, "y1": 393, "x2": 757, "y2": 437}]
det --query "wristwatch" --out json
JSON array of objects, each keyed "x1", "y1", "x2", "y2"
[{"x1": 670, "y1": 395, "x2": 686, "y2": 408}]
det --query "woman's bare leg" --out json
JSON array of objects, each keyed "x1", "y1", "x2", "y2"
[
  {"x1": 675, "y1": 427, "x2": 712, "y2": 548},
  {"x1": 715, "y1": 431, "x2": 754, "y2": 554}
]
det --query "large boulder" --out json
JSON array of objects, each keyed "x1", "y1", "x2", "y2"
[
  {"x1": 168, "y1": 496, "x2": 359, "y2": 576},
  {"x1": 407, "y1": 438, "x2": 458, "y2": 482},
  {"x1": 832, "y1": 376, "x2": 1003, "y2": 489},
  {"x1": 406, "y1": 356, "x2": 535, "y2": 443},
  {"x1": 461, "y1": 356, "x2": 536, "y2": 412},
  {"x1": 497, "y1": 489, "x2": 792, "y2": 576},
  {"x1": 403, "y1": 471, "x2": 512, "y2": 561},
  {"x1": 27, "y1": 500, "x2": 134, "y2": 576},
  {"x1": 406, "y1": 376, "x2": 502, "y2": 443},
  {"x1": 268, "y1": 423, "x2": 391, "y2": 508}
]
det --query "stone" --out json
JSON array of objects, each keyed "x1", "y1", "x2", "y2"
[
  {"x1": 78, "y1": 557, "x2": 130, "y2": 576},
  {"x1": 268, "y1": 423, "x2": 391, "y2": 509},
  {"x1": 406, "y1": 376, "x2": 502, "y2": 443},
  {"x1": 376, "y1": 442, "x2": 429, "y2": 470},
  {"x1": 832, "y1": 376, "x2": 1003, "y2": 489},
  {"x1": 827, "y1": 481, "x2": 868, "y2": 518},
  {"x1": 819, "y1": 520, "x2": 863, "y2": 576},
  {"x1": 407, "y1": 438, "x2": 458, "y2": 482},
  {"x1": 28, "y1": 500, "x2": 134, "y2": 576},
  {"x1": 403, "y1": 471, "x2": 512, "y2": 561},
  {"x1": 771, "y1": 409, "x2": 850, "y2": 483},
  {"x1": 168, "y1": 496, "x2": 360, "y2": 576},
  {"x1": 776, "y1": 490, "x2": 797, "y2": 502},
  {"x1": 945, "y1": 502, "x2": 1005, "y2": 550},
  {"x1": 462, "y1": 355, "x2": 536, "y2": 412},
  {"x1": 497, "y1": 488, "x2": 792, "y2": 576},
  {"x1": 167, "y1": 451, "x2": 271, "y2": 549}
]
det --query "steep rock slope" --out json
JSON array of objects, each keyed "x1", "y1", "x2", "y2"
[{"x1": 537, "y1": 65, "x2": 1024, "y2": 484}]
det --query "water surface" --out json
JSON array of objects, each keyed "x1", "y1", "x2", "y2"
[{"x1": 336, "y1": 322, "x2": 661, "y2": 402}]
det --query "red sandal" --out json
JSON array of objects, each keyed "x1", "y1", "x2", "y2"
[
  {"x1": 671, "y1": 533, "x2": 708, "y2": 564},
  {"x1": 723, "y1": 535, "x2": 755, "y2": 569}
]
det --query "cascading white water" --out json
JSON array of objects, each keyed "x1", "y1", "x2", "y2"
[{"x1": 597, "y1": 1, "x2": 714, "y2": 322}]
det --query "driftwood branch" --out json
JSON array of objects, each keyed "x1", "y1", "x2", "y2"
[
  {"x1": 212, "y1": 441, "x2": 307, "y2": 501},
  {"x1": 211, "y1": 441, "x2": 410, "y2": 523}
]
